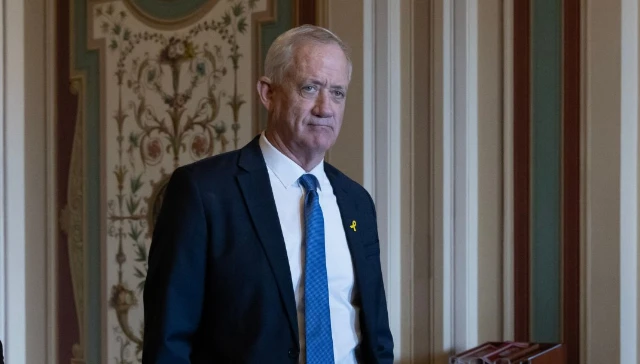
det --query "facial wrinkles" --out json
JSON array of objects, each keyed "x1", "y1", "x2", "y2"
[
  {"x1": 264, "y1": 42, "x2": 349, "y2": 170},
  {"x1": 297, "y1": 45, "x2": 347, "y2": 86},
  {"x1": 296, "y1": 68, "x2": 347, "y2": 129}
]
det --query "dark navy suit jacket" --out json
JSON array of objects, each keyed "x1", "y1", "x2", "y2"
[{"x1": 142, "y1": 136, "x2": 393, "y2": 363}]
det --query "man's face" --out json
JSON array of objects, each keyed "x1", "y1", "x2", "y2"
[{"x1": 264, "y1": 42, "x2": 350, "y2": 157}]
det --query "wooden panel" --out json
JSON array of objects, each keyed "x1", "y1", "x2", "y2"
[
  {"x1": 55, "y1": 0, "x2": 81, "y2": 362},
  {"x1": 513, "y1": 0, "x2": 531, "y2": 342},
  {"x1": 294, "y1": 0, "x2": 317, "y2": 26},
  {"x1": 562, "y1": 0, "x2": 581, "y2": 361}
]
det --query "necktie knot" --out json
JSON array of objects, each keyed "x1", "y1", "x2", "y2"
[{"x1": 299, "y1": 173, "x2": 320, "y2": 192}]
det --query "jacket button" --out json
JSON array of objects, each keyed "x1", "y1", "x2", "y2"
[{"x1": 288, "y1": 348, "x2": 299, "y2": 358}]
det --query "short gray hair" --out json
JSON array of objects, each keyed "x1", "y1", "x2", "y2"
[{"x1": 263, "y1": 24, "x2": 352, "y2": 85}]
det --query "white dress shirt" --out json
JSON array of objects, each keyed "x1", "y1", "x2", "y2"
[{"x1": 259, "y1": 134, "x2": 360, "y2": 364}]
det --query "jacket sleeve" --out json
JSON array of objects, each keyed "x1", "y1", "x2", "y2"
[
  {"x1": 367, "y1": 194, "x2": 394, "y2": 363},
  {"x1": 374, "y1": 273, "x2": 394, "y2": 363},
  {"x1": 142, "y1": 166, "x2": 208, "y2": 364}
]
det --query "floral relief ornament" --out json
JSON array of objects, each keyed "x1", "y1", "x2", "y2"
[{"x1": 95, "y1": 1, "x2": 260, "y2": 362}]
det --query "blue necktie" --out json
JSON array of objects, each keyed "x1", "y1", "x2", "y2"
[{"x1": 298, "y1": 174, "x2": 335, "y2": 364}]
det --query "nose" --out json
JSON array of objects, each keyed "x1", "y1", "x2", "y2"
[{"x1": 312, "y1": 90, "x2": 334, "y2": 118}]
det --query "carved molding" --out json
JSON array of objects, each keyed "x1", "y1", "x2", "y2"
[
  {"x1": 120, "y1": 0, "x2": 220, "y2": 30},
  {"x1": 70, "y1": 343, "x2": 85, "y2": 364},
  {"x1": 251, "y1": 0, "x2": 275, "y2": 134},
  {"x1": 66, "y1": 77, "x2": 87, "y2": 364}
]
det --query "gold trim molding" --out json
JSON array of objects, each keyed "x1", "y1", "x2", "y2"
[
  {"x1": 66, "y1": 76, "x2": 88, "y2": 364},
  {"x1": 88, "y1": 0, "x2": 221, "y2": 31},
  {"x1": 252, "y1": 0, "x2": 275, "y2": 135}
]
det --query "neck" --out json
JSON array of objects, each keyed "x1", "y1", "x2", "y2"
[{"x1": 264, "y1": 130, "x2": 324, "y2": 172}]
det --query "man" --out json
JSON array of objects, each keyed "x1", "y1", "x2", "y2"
[{"x1": 142, "y1": 25, "x2": 393, "y2": 363}]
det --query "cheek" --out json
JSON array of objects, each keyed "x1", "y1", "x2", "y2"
[
  {"x1": 332, "y1": 109, "x2": 346, "y2": 130},
  {"x1": 272, "y1": 99, "x2": 298, "y2": 126},
  {"x1": 333, "y1": 120, "x2": 343, "y2": 135},
  {"x1": 290, "y1": 106, "x2": 311, "y2": 126}
]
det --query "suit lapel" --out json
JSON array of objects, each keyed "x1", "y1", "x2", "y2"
[
  {"x1": 236, "y1": 137, "x2": 299, "y2": 346},
  {"x1": 327, "y1": 167, "x2": 380, "y2": 353},
  {"x1": 332, "y1": 183, "x2": 367, "y2": 268},
  {"x1": 325, "y1": 164, "x2": 376, "y2": 311}
]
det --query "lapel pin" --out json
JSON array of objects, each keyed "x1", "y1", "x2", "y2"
[{"x1": 350, "y1": 220, "x2": 357, "y2": 231}]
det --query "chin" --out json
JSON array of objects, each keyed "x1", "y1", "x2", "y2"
[{"x1": 303, "y1": 137, "x2": 334, "y2": 155}]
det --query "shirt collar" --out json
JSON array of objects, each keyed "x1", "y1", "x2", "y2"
[{"x1": 259, "y1": 133, "x2": 327, "y2": 190}]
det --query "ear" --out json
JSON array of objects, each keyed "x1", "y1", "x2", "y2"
[{"x1": 257, "y1": 76, "x2": 273, "y2": 110}]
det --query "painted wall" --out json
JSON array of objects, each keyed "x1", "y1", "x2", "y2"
[
  {"x1": 1, "y1": 0, "x2": 50, "y2": 363},
  {"x1": 325, "y1": 0, "x2": 364, "y2": 185},
  {"x1": 0, "y1": 0, "x2": 520, "y2": 362},
  {"x1": 513, "y1": 0, "x2": 566, "y2": 345},
  {"x1": 326, "y1": 0, "x2": 508, "y2": 358},
  {"x1": 511, "y1": 2, "x2": 640, "y2": 363},
  {"x1": 581, "y1": 0, "x2": 640, "y2": 362},
  {"x1": 477, "y1": 0, "x2": 504, "y2": 343},
  {"x1": 530, "y1": 0, "x2": 562, "y2": 343},
  {"x1": 55, "y1": 1, "x2": 295, "y2": 363},
  {"x1": 583, "y1": 0, "x2": 622, "y2": 357}
]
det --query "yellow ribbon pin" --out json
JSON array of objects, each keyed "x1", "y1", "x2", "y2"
[{"x1": 350, "y1": 220, "x2": 357, "y2": 231}]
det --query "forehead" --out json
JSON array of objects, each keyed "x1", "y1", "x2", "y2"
[{"x1": 288, "y1": 42, "x2": 349, "y2": 81}]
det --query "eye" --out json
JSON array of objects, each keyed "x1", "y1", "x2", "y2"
[
  {"x1": 332, "y1": 90, "x2": 346, "y2": 99},
  {"x1": 301, "y1": 85, "x2": 318, "y2": 93}
]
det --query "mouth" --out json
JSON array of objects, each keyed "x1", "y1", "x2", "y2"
[{"x1": 307, "y1": 123, "x2": 333, "y2": 130}]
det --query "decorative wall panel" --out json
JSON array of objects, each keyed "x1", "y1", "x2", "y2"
[
  {"x1": 513, "y1": 0, "x2": 582, "y2": 362},
  {"x1": 91, "y1": 1, "x2": 266, "y2": 362},
  {"x1": 56, "y1": 0, "x2": 312, "y2": 362}
]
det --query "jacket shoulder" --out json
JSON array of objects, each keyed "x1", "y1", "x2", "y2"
[
  {"x1": 324, "y1": 162, "x2": 375, "y2": 205},
  {"x1": 169, "y1": 148, "x2": 244, "y2": 189}
]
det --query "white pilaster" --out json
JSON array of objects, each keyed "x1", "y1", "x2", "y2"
[
  {"x1": 361, "y1": 0, "x2": 506, "y2": 361},
  {"x1": 619, "y1": 0, "x2": 639, "y2": 361},
  {"x1": 2, "y1": 0, "x2": 49, "y2": 362},
  {"x1": 4, "y1": 0, "x2": 27, "y2": 361},
  {"x1": 502, "y1": 0, "x2": 515, "y2": 342},
  {"x1": 0, "y1": 0, "x2": 6, "y2": 349},
  {"x1": 582, "y1": 0, "x2": 623, "y2": 362},
  {"x1": 452, "y1": 0, "x2": 479, "y2": 352},
  {"x1": 362, "y1": 0, "x2": 375, "y2": 194},
  {"x1": 581, "y1": 0, "x2": 640, "y2": 361},
  {"x1": 369, "y1": 0, "x2": 404, "y2": 358},
  {"x1": 430, "y1": 0, "x2": 455, "y2": 360}
]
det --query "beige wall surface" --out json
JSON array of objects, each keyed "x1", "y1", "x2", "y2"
[
  {"x1": 24, "y1": 0, "x2": 48, "y2": 361},
  {"x1": 581, "y1": 0, "x2": 640, "y2": 362},
  {"x1": 2, "y1": 0, "x2": 515, "y2": 362},
  {"x1": 477, "y1": 0, "x2": 504, "y2": 343},
  {"x1": 583, "y1": 0, "x2": 622, "y2": 362},
  {"x1": 3, "y1": 0, "x2": 50, "y2": 362},
  {"x1": 324, "y1": 0, "x2": 507, "y2": 361},
  {"x1": 325, "y1": 0, "x2": 365, "y2": 185}
]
